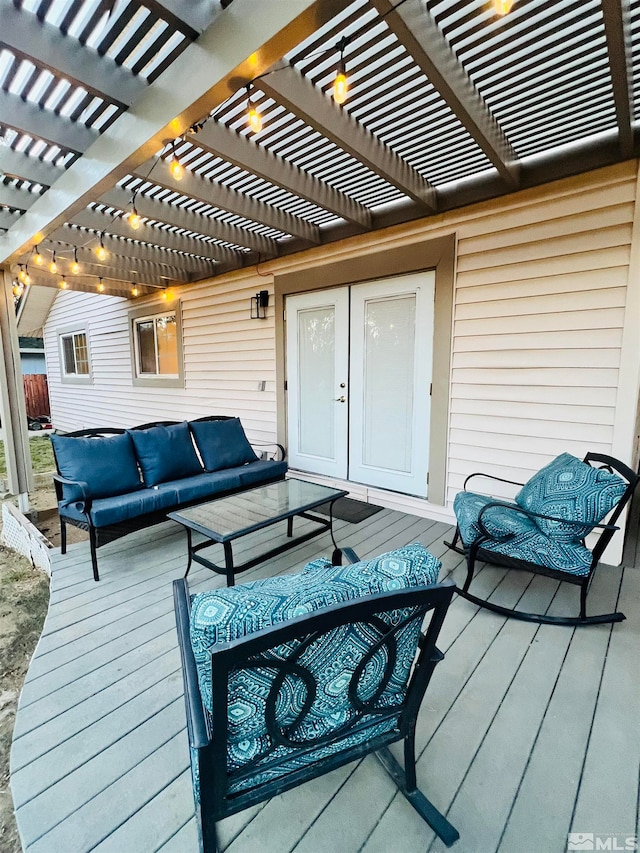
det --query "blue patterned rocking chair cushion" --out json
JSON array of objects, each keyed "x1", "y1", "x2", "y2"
[
  {"x1": 189, "y1": 543, "x2": 441, "y2": 792},
  {"x1": 453, "y1": 491, "x2": 593, "y2": 576},
  {"x1": 515, "y1": 453, "x2": 626, "y2": 541}
]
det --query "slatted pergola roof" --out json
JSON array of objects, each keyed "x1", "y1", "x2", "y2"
[{"x1": 0, "y1": 0, "x2": 637, "y2": 298}]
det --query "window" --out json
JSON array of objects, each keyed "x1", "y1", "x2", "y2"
[
  {"x1": 59, "y1": 329, "x2": 91, "y2": 382},
  {"x1": 130, "y1": 303, "x2": 184, "y2": 388}
]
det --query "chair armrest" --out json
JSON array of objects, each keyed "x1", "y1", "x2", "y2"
[
  {"x1": 463, "y1": 472, "x2": 525, "y2": 491},
  {"x1": 251, "y1": 441, "x2": 287, "y2": 462},
  {"x1": 476, "y1": 501, "x2": 619, "y2": 542},
  {"x1": 173, "y1": 579, "x2": 210, "y2": 750},
  {"x1": 52, "y1": 473, "x2": 92, "y2": 510}
]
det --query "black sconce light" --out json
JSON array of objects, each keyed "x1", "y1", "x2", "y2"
[{"x1": 251, "y1": 289, "x2": 269, "y2": 319}]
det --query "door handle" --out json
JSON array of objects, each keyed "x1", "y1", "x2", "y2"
[{"x1": 334, "y1": 396, "x2": 346, "y2": 403}]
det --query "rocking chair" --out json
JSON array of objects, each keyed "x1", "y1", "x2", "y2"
[
  {"x1": 446, "y1": 452, "x2": 640, "y2": 627},
  {"x1": 173, "y1": 543, "x2": 458, "y2": 852}
]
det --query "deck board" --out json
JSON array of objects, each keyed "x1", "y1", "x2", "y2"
[{"x1": 10, "y1": 508, "x2": 640, "y2": 853}]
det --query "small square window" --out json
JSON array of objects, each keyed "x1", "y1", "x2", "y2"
[
  {"x1": 59, "y1": 329, "x2": 91, "y2": 382},
  {"x1": 130, "y1": 303, "x2": 184, "y2": 388}
]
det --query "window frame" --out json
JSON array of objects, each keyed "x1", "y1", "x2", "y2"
[
  {"x1": 58, "y1": 325, "x2": 92, "y2": 385},
  {"x1": 129, "y1": 300, "x2": 185, "y2": 388}
]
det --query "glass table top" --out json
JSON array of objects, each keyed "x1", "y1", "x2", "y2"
[{"x1": 168, "y1": 479, "x2": 347, "y2": 541}]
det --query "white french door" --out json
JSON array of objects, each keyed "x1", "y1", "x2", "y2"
[{"x1": 286, "y1": 271, "x2": 434, "y2": 497}]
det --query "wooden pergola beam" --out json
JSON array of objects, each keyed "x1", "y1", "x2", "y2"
[{"x1": 601, "y1": 0, "x2": 634, "y2": 159}]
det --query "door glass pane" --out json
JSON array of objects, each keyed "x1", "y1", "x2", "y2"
[
  {"x1": 298, "y1": 306, "x2": 335, "y2": 459},
  {"x1": 362, "y1": 295, "x2": 415, "y2": 472}
]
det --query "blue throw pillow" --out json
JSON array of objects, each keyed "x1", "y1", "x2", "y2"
[
  {"x1": 515, "y1": 453, "x2": 627, "y2": 540},
  {"x1": 189, "y1": 418, "x2": 258, "y2": 472},
  {"x1": 51, "y1": 432, "x2": 142, "y2": 502},
  {"x1": 128, "y1": 422, "x2": 202, "y2": 486}
]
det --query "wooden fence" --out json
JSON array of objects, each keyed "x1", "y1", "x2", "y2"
[{"x1": 23, "y1": 374, "x2": 50, "y2": 419}]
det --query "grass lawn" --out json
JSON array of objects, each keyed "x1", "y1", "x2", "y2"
[{"x1": 0, "y1": 435, "x2": 55, "y2": 477}]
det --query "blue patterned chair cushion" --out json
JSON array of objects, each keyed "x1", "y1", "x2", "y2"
[
  {"x1": 515, "y1": 453, "x2": 626, "y2": 541},
  {"x1": 453, "y1": 491, "x2": 593, "y2": 576},
  {"x1": 189, "y1": 543, "x2": 441, "y2": 792}
]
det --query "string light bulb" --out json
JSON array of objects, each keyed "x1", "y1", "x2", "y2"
[
  {"x1": 23, "y1": 269, "x2": 31, "y2": 286},
  {"x1": 493, "y1": 0, "x2": 514, "y2": 14},
  {"x1": 17, "y1": 265, "x2": 26, "y2": 283},
  {"x1": 71, "y1": 247, "x2": 80, "y2": 275},
  {"x1": 131, "y1": 284, "x2": 139, "y2": 298},
  {"x1": 49, "y1": 251, "x2": 57, "y2": 274},
  {"x1": 12, "y1": 281, "x2": 24, "y2": 298},
  {"x1": 95, "y1": 234, "x2": 107, "y2": 261},
  {"x1": 97, "y1": 277, "x2": 104, "y2": 293},
  {"x1": 59, "y1": 277, "x2": 67, "y2": 289},
  {"x1": 246, "y1": 84, "x2": 262, "y2": 133},
  {"x1": 128, "y1": 196, "x2": 141, "y2": 230},
  {"x1": 33, "y1": 246, "x2": 43, "y2": 266},
  {"x1": 333, "y1": 36, "x2": 349, "y2": 105},
  {"x1": 169, "y1": 142, "x2": 184, "y2": 181}
]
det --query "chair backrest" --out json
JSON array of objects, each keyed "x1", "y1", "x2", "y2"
[
  {"x1": 174, "y1": 575, "x2": 454, "y2": 818},
  {"x1": 584, "y1": 453, "x2": 640, "y2": 564}
]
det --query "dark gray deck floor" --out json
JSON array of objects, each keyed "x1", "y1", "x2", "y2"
[{"x1": 10, "y1": 507, "x2": 640, "y2": 853}]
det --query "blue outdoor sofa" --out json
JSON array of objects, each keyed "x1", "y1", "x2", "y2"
[{"x1": 51, "y1": 416, "x2": 287, "y2": 581}]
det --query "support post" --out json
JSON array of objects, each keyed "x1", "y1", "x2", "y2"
[{"x1": 0, "y1": 269, "x2": 33, "y2": 506}]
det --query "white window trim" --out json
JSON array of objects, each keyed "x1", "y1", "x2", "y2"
[
  {"x1": 58, "y1": 324, "x2": 92, "y2": 385},
  {"x1": 129, "y1": 299, "x2": 185, "y2": 389}
]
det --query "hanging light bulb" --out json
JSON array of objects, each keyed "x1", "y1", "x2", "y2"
[
  {"x1": 17, "y1": 265, "x2": 26, "y2": 283},
  {"x1": 59, "y1": 277, "x2": 67, "y2": 289},
  {"x1": 493, "y1": 0, "x2": 514, "y2": 14},
  {"x1": 333, "y1": 36, "x2": 349, "y2": 105},
  {"x1": 49, "y1": 251, "x2": 57, "y2": 274},
  {"x1": 169, "y1": 141, "x2": 184, "y2": 181},
  {"x1": 23, "y1": 269, "x2": 31, "y2": 286},
  {"x1": 33, "y1": 246, "x2": 43, "y2": 266},
  {"x1": 131, "y1": 283, "x2": 139, "y2": 298},
  {"x1": 71, "y1": 247, "x2": 80, "y2": 275},
  {"x1": 12, "y1": 281, "x2": 24, "y2": 298},
  {"x1": 97, "y1": 277, "x2": 104, "y2": 293},
  {"x1": 129, "y1": 206, "x2": 141, "y2": 230},
  {"x1": 95, "y1": 234, "x2": 107, "y2": 261},
  {"x1": 246, "y1": 84, "x2": 262, "y2": 133}
]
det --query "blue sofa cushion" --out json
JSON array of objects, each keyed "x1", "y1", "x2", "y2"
[
  {"x1": 515, "y1": 453, "x2": 626, "y2": 540},
  {"x1": 162, "y1": 469, "x2": 243, "y2": 504},
  {"x1": 238, "y1": 459, "x2": 288, "y2": 487},
  {"x1": 189, "y1": 418, "x2": 258, "y2": 472},
  {"x1": 453, "y1": 491, "x2": 593, "y2": 576},
  {"x1": 51, "y1": 432, "x2": 142, "y2": 502},
  {"x1": 190, "y1": 542, "x2": 440, "y2": 793},
  {"x1": 128, "y1": 422, "x2": 202, "y2": 486},
  {"x1": 60, "y1": 484, "x2": 179, "y2": 527}
]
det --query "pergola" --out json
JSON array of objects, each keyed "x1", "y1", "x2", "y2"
[{"x1": 0, "y1": 0, "x2": 637, "y2": 502}]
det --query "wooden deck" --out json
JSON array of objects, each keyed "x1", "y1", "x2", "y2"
[{"x1": 10, "y1": 507, "x2": 640, "y2": 853}]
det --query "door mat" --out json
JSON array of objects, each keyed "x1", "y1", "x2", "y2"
[{"x1": 315, "y1": 497, "x2": 383, "y2": 524}]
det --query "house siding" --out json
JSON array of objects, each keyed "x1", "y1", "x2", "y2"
[{"x1": 43, "y1": 161, "x2": 640, "y2": 559}]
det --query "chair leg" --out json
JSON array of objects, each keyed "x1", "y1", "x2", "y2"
[
  {"x1": 461, "y1": 543, "x2": 479, "y2": 594},
  {"x1": 444, "y1": 526, "x2": 464, "y2": 555},
  {"x1": 89, "y1": 527, "x2": 100, "y2": 582},
  {"x1": 375, "y1": 745, "x2": 459, "y2": 848}
]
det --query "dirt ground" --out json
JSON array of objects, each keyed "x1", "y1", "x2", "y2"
[{"x1": 0, "y1": 484, "x2": 78, "y2": 852}]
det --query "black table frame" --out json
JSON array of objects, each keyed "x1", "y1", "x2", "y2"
[{"x1": 168, "y1": 485, "x2": 349, "y2": 586}]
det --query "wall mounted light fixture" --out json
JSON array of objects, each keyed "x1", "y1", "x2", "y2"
[{"x1": 251, "y1": 289, "x2": 269, "y2": 319}]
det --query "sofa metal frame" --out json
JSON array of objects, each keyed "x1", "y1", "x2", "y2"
[
  {"x1": 52, "y1": 417, "x2": 286, "y2": 582},
  {"x1": 446, "y1": 453, "x2": 640, "y2": 627},
  {"x1": 173, "y1": 550, "x2": 458, "y2": 852}
]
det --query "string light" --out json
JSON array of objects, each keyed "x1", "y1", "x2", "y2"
[
  {"x1": 49, "y1": 251, "x2": 57, "y2": 274},
  {"x1": 33, "y1": 246, "x2": 43, "y2": 266},
  {"x1": 12, "y1": 281, "x2": 24, "y2": 298},
  {"x1": 246, "y1": 84, "x2": 262, "y2": 133},
  {"x1": 333, "y1": 36, "x2": 349, "y2": 105},
  {"x1": 493, "y1": 0, "x2": 514, "y2": 14},
  {"x1": 17, "y1": 265, "x2": 26, "y2": 283},
  {"x1": 95, "y1": 234, "x2": 107, "y2": 261},
  {"x1": 23, "y1": 269, "x2": 31, "y2": 286},
  {"x1": 169, "y1": 141, "x2": 184, "y2": 181},
  {"x1": 59, "y1": 277, "x2": 67, "y2": 289},
  {"x1": 97, "y1": 277, "x2": 105, "y2": 293},
  {"x1": 129, "y1": 206, "x2": 141, "y2": 230},
  {"x1": 131, "y1": 283, "x2": 139, "y2": 298},
  {"x1": 71, "y1": 247, "x2": 80, "y2": 275}
]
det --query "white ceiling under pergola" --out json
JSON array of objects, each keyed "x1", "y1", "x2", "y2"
[{"x1": 0, "y1": 0, "x2": 638, "y2": 301}]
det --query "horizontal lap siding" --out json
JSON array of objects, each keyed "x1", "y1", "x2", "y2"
[
  {"x1": 448, "y1": 166, "x2": 635, "y2": 505},
  {"x1": 44, "y1": 282, "x2": 278, "y2": 442}
]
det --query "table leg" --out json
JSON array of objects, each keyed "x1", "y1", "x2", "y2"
[
  {"x1": 183, "y1": 528, "x2": 194, "y2": 578},
  {"x1": 224, "y1": 541, "x2": 235, "y2": 587},
  {"x1": 287, "y1": 516, "x2": 294, "y2": 537}
]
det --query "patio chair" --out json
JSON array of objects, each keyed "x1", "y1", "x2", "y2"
[
  {"x1": 446, "y1": 452, "x2": 640, "y2": 626},
  {"x1": 173, "y1": 543, "x2": 458, "y2": 852}
]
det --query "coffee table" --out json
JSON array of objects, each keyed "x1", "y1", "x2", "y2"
[{"x1": 168, "y1": 479, "x2": 349, "y2": 586}]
